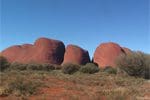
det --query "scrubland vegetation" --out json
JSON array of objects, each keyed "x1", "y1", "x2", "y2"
[
  {"x1": 116, "y1": 51, "x2": 150, "y2": 79},
  {"x1": 0, "y1": 51, "x2": 149, "y2": 100}
]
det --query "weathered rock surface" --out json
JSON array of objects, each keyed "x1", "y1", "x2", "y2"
[
  {"x1": 1, "y1": 37, "x2": 133, "y2": 67},
  {"x1": 1, "y1": 37, "x2": 65, "y2": 64},
  {"x1": 62, "y1": 44, "x2": 90, "y2": 65},
  {"x1": 122, "y1": 47, "x2": 132, "y2": 54},
  {"x1": 93, "y1": 42, "x2": 126, "y2": 68}
]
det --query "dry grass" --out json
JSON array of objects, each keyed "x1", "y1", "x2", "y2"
[
  {"x1": 0, "y1": 71, "x2": 45, "y2": 97},
  {"x1": 0, "y1": 70, "x2": 149, "y2": 100}
]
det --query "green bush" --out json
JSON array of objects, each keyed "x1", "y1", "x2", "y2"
[
  {"x1": 103, "y1": 66, "x2": 117, "y2": 74},
  {"x1": 62, "y1": 63, "x2": 80, "y2": 74},
  {"x1": 116, "y1": 51, "x2": 150, "y2": 79},
  {"x1": 79, "y1": 63, "x2": 99, "y2": 74},
  {"x1": 10, "y1": 62, "x2": 27, "y2": 71},
  {"x1": 0, "y1": 56, "x2": 10, "y2": 71}
]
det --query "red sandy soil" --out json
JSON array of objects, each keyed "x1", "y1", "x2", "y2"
[
  {"x1": 0, "y1": 76, "x2": 106, "y2": 100},
  {"x1": 30, "y1": 77, "x2": 107, "y2": 100},
  {"x1": 0, "y1": 76, "x2": 149, "y2": 100}
]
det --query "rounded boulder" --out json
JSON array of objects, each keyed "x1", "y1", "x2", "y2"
[
  {"x1": 62, "y1": 44, "x2": 90, "y2": 65},
  {"x1": 93, "y1": 42, "x2": 125, "y2": 68}
]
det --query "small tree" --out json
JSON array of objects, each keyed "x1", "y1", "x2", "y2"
[
  {"x1": 0, "y1": 56, "x2": 10, "y2": 71},
  {"x1": 116, "y1": 51, "x2": 150, "y2": 79}
]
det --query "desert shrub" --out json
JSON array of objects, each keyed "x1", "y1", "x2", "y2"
[
  {"x1": 62, "y1": 63, "x2": 80, "y2": 74},
  {"x1": 41, "y1": 64, "x2": 55, "y2": 70},
  {"x1": 103, "y1": 66, "x2": 117, "y2": 74},
  {"x1": 9, "y1": 62, "x2": 27, "y2": 71},
  {"x1": 27, "y1": 63, "x2": 43, "y2": 70},
  {"x1": 0, "y1": 56, "x2": 10, "y2": 71},
  {"x1": 53, "y1": 64, "x2": 62, "y2": 70},
  {"x1": 0, "y1": 87, "x2": 11, "y2": 96},
  {"x1": 0, "y1": 71, "x2": 43, "y2": 97},
  {"x1": 9, "y1": 62, "x2": 59, "y2": 71},
  {"x1": 144, "y1": 53, "x2": 150, "y2": 79},
  {"x1": 8, "y1": 76, "x2": 40, "y2": 96},
  {"x1": 116, "y1": 51, "x2": 150, "y2": 79},
  {"x1": 79, "y1": 63, "x2": 99, "y2": 74},
  {"x1": 27, "y1": 63, "x2": 55, "y2": 71},
  {"x1": 41, "y1": 64, "x2": 61, "y2": 70}
]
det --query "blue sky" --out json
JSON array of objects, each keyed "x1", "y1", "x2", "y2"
[{"x1": 1, "y1": 0, "x2": 150, "y2": 57}]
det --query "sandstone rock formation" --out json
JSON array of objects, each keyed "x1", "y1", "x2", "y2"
[
  {"x1": 93, "y1": 42, "x2": 126, "y2": 68},
  {"x1": 62, "y1": 44, "x2": 90, "y2": 65},
  {"x1": 1, "y1": 37, "x2": 134, "y2": 67},
  {"x1": 122, "y1": 47, "x2": 132, "y2": 54},
  {"x1": 1, "y1": 37, "x2": 65, "y2": 64}
]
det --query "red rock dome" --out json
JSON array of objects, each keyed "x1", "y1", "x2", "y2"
[
  {"x1": 93, "y1": 42, "x2": 125, "y2": 68},
  {"x1": 122, "y1": 47, "x2": 132, "y2": 54},
  {"x1": 62, "y1": 44, "x2": 90, "y2": 65},
  {"x1": 1, "y1": 37, "x2": 65, "y2": 64}
]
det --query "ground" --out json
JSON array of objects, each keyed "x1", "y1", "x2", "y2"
[{"x1": 0, "y1": 70, "x2": 150, "y2": 100}]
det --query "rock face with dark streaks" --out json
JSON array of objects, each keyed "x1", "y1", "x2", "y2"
[{"x1": 1, "y1": 37, "x2": 65, "y2": 64}]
